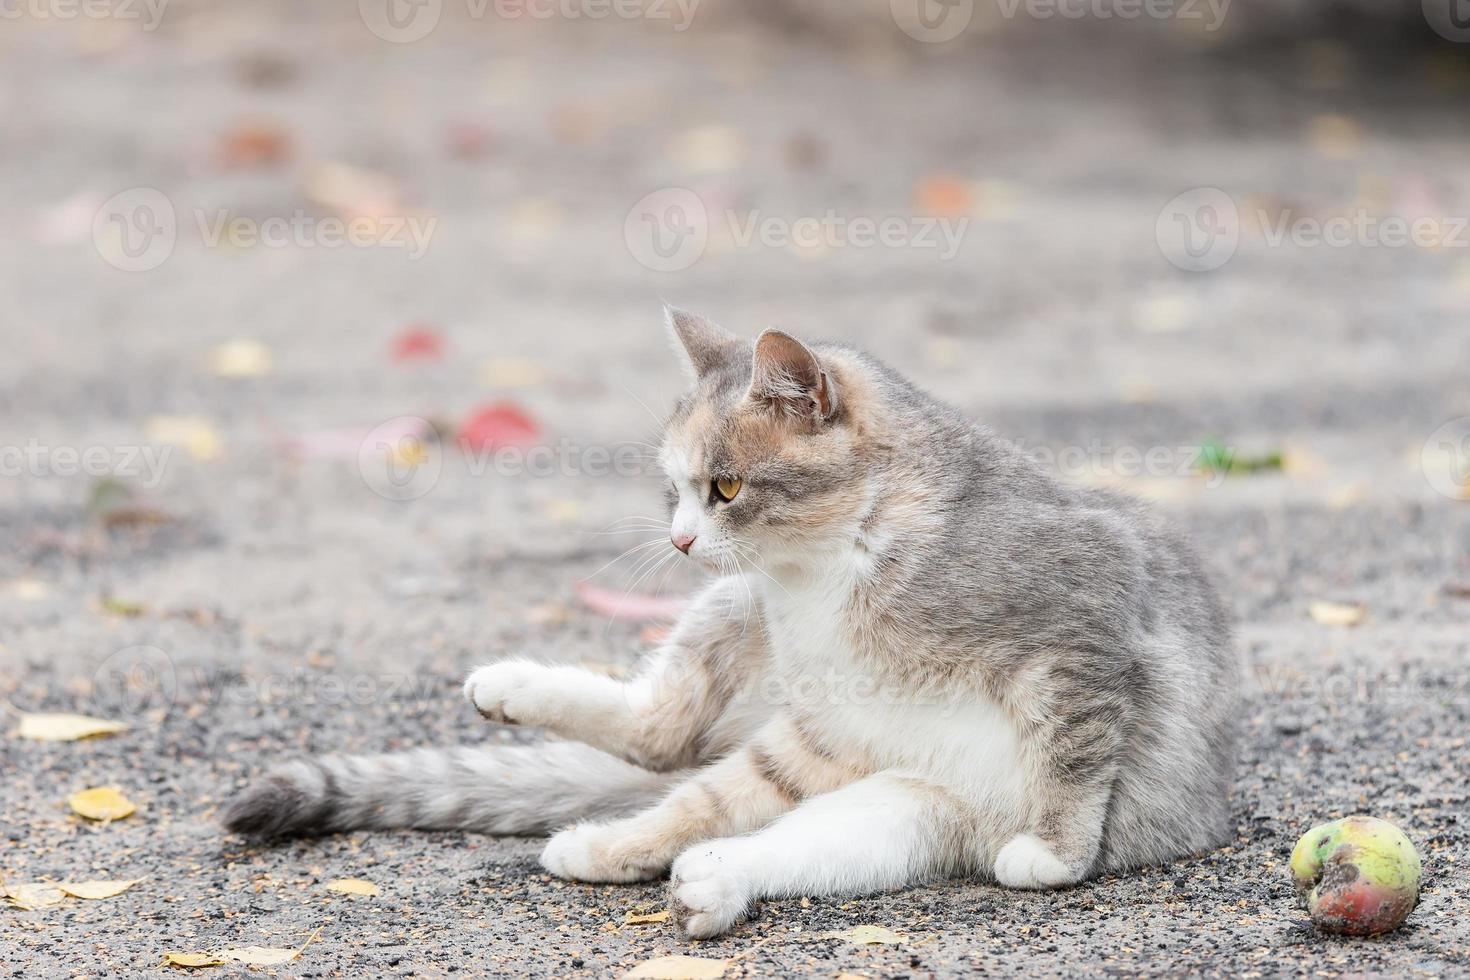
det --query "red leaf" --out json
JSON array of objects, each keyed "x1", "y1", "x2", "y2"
[
  {"x1": 390, "y1": 324, "x2": 445, "y2": 362},
  {"x1": 219, "y1": 122, "x2": 291, "y2": 169},
  {"x1": 458, "y1": 402, "x2": 541, "y2": 453},
  {"x1": 576, "y1": 582, "x2": 686, "y2": 623}
]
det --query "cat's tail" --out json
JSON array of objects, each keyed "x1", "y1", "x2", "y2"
[{"x1": 221, "y1": 741, "x2": 680, "y2": 839}]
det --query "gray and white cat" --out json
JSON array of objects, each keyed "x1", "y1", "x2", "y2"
[{"x1": 224, "y1": 308, "x2": 1239, "y2": 938}]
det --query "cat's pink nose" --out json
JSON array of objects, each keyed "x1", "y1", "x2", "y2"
[{"x1": 671, "y1": 533, "x2": 696, "y2": 554}]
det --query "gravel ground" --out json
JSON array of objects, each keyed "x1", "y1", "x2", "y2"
[{"x1": 3, "y1": 6, "x2": 1469, "y2": 977}]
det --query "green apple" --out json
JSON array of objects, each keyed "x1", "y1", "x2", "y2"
[{"x1": 1290, "y1": 816, "x2": 1421, "y2": 936}]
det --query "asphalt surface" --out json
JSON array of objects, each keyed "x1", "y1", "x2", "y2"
[{"x1": 3, "y1": 5, "x2": 1469, "y2": 977}]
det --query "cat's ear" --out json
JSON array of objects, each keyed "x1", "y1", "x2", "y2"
[
  {"x1": 748, "y1": 329, "x2": 838, "y2": 424},
  {"x1": 664, "y1": 305, "x2": 738, "y2": 380}
]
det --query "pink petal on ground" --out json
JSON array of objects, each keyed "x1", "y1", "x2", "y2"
[
  {"x1": 576, "y1": 581, "x2": 686, "y2": 622},
  {"x1": 458, "y1": 402, "x2": 541, "y2": 453}
]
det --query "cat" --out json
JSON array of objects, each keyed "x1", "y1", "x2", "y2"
[{"x1": 223, "y1": 307, "x2": 1240, "y2": 938}]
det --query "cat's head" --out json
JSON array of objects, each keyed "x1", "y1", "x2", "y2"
[{"x1": 659, "y1": 307, "x2": 870, "y2": 572}]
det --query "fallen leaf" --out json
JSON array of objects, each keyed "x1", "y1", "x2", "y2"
[
  {"x1": 575, "y1": 582, "x2": 687, "y2": 622},
  {"x1": 624, "y1": 955, "x2": 729, "y2": 979},
  {"x1": 209, "y1": 339, "x2": 273, "y2": 378},
  {"x1": 145, "y1": 416, "x2": 222, "y2": 461},
  {"x1": 1307, "y1": 114, "x2": 1363, "y2": 159},
  {"x1": 390, "y1": 324, "x2": 445, "y2": 362},
  {"x1": 525, "y1": 602, "x2": 570, "y2": 626},
  {"x1": 668, "y1": 125, "x2": 744, "y2": 174},
  {"x1": 219, "y1": 926, "x2": 322, "y2": 966},
  {"x1": 325, "y1": 878, "x2": 380, "y2": 897},
  {"x1": 162, "y1": 952, "x2": 227, "y2": 969},
  {"x1": 914, "y1": 175, "x2": 973, "y2": 217},
  {"x1": 828, "y1": 924, "x2": 907, "y2": 945},
  {"x1": 303, "y1": 162, "x2": 400, "y2": 219},
  {"x1": 57, "y1": 878, "x2": 143, "y2": 900},
  {"x1": 100, "y1": 596, "x2": 147, "y2": 618},
  {"x1": 542, "y1": 498, "x2": 582, "y2": 524},
  {"x1": 623, "y1": 909, "x2": 670, "y2": 925},
  {"x1": 458, "y1": 403, "x2": 541, "y2": 454},
  {"x1": 1309, "y1": 601, "x2": 1366, "y2": 627},
  {"x1": 218, "y1": 123, "x2": 291, "y2": 169},
  {"x1": 69, "y1": 786, "x2": 137, "y2": 822},
  {"x1": 503, "y1": 198, "x2": 562, "y2": 244},
  {"x1": 17, "y1": 713, "x2": 128, "y2": 742},
  {"x1": 479, "y1": 357, "x2": 547, "y2": 388},
  {"x1": 6, "y1": 882, "x2": 66, "y2": 910}
]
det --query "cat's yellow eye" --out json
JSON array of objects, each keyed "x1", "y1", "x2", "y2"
[{"x1": 713, "y1": 476, "x2": 742, "y2": 502}]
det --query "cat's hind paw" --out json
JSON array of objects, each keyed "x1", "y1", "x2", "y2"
[
  {"x1": 993, "y1": 833, "x2": 1079, "y2": 890},
  {"x1": 541, "y1": 823, "x2": 668, "y2": 883},
  {"x1": 669, "y1": 841, "x2": 754, "y2": 939}
]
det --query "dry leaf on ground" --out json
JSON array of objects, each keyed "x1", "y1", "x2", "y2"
[
  {"x1": 623, "y1": 909, "x2": 670, "y2": 925},
  {"x1": 162, "y1": 952, "x2": 227, "y2": 969},
  {"x1": 58, "y1": 879, "x2": 143, "y2": 900},
  {"x1": 69, "y1": 786, "x2": 137, "y2": 822},
  {"x1": 209, "y1": 339, "x2": 273, "y2": 378},
  {"x1": 16, "y1": 713, "x2": 128, "y2": 742},
  {"x1": 1309, "y1": 601, "x2": 1366, "y2": 627},
  {"x1": 624, "y1": 955, "x2": 729, "y2": 979},
  {"x1": 6, "y1": 882, "x2": 66, "y2": 910},
  {"x1": 145, "y1": 416, "x2": 222, "y2": 461},
  {"x1": 827, "y1": 924, "x2": 907, "y2": 945},
  {"x1": 325, "y1": 878, "x2": 380, "y2": 897},
  {"x1": 165, "y1": 927, "x2": 321, "y2": 970}
]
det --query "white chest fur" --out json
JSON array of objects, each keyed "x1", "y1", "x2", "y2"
[{"x1": 756, "y1": 565, "x2": 1027, "y2": 808}]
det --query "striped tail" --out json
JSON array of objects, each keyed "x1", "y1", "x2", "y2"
[{"x1": 221, "y1": 742, "x2": 680, "y2": 839}]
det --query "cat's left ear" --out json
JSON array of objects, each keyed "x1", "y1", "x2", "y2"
[{"x1": 748, "y1": 329, "x2": 839, "y2": 424}]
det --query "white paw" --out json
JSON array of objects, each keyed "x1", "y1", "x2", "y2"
[
  {"x1": 993, "y1": 833, "x2": 1078, "y2": 890},
  {"x1": 463, "y1": 661, "x2": 545, "y2": 725},
  {"x1": 669, "y1": 841, "x2": 753, "y2": 939},
  {"x1": 540, "y1": 823, "x2": 665, "y2": 883}
]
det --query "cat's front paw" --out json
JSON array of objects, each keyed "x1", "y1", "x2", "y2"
[
  {"x1": 540, "y1": 823, "x2": 668, "y2": 883},
  {"x1": 993, "y1": 833, "x2": 1079, "y2": 889},
  {"x1": 669, "y1": 841, "x2": 754, "y2": 939},
  {"x1": 463, "y1": 660, "x2": 545, "y2": 725}
]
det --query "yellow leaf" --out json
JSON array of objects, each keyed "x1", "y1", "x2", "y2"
[
  {"x1": 145, "y1": 416, "x2": 222, "y2": 461},
  {"x1": 100, "y1": 596, "x2": 148, "y2": 617},
  {"x1": 69, "y1": 786, "x2": 138, "y2": 822},
  {"x1": 622, "y1": 909, "x2": 670, "y2": 925},
  {"x1": 162, "y1": 952, "x2": 226, "y2": 968},
  {"x1": 828, "y1": 924, "x2": 907, "y2": 945},
  {"x1": 325, "y1": 878, "x2": 380, "y2": 897},
  {"x1": 1309, "y1": 601, "x2": 1366, "y2": 627},
  {"x1": 219, "y1": 926, "x2": 322, "y2": 967},
  {"x1": 6, "y1": 882, "x2": 66, "y2": 910},
  {"x1": 16, "y1": 713, "x2": 128, "y2": 742},
  {"x1": 209, "y1": 339, "x2": 273, "y2": 379},
  {"x1": 219, "y1": 946, "x2": 300, "y2": 966},
  {"x1": 57, "y1": 879, "x2": 143, "y2": 900},
  {"x1": 479, "y1": 357, "x2": 547, "y2": 389},
  {"x1": 624, "y1": 955, "x2": 729, "y2": 979}
]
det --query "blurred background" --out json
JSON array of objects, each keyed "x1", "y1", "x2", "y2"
[{"x1": 2, "y1": 1, "x2": 1469, "y2": 975}]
